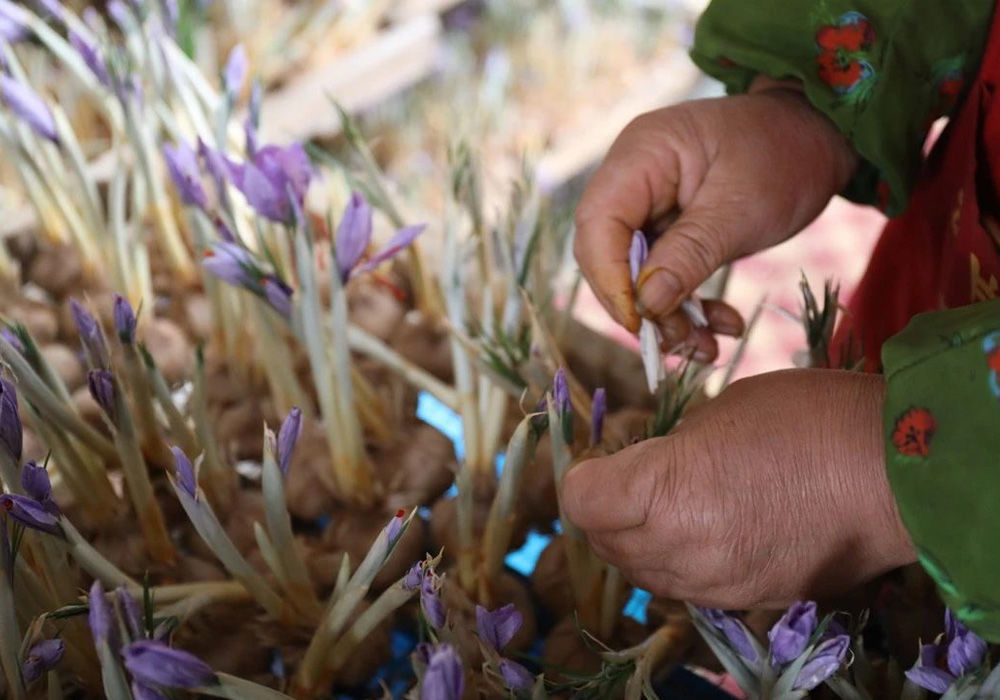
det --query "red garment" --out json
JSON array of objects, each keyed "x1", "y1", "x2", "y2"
[{"x1": 833, "y1": 4, "x2": 1000, "y2": 370}]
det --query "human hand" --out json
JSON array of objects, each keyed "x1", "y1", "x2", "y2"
[
  {"x1": 560, "y1": 369, "x2": 915, "y2": 608},
  {"x1": 574, "y1": 82, "x2": 857, "y2": 361}
]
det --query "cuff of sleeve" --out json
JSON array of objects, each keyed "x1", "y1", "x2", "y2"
[
  {"x1": 689, "y1": 3, "x2": 990, "y2": 217},
  {"x1": 882, "y1": 299, "x2": 1000, "y2": 639}
]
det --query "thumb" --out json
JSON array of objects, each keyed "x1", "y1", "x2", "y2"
[
  {"x1": 560, "y1": 440, "x2": 665, "y2": 532},
  {"x1": 635, "y1": 201, "x2": 738, "y2": 321}
]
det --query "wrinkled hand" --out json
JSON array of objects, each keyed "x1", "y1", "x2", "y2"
[
  {"x1": 574, "y1": 82, "x2": 857, "y2": 361},
  {"x1": 560, "y1": 370, "x2": 915, "y2": 608}
]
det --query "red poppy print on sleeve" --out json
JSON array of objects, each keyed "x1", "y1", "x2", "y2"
[
  {"x1": 892, "y1": 407, "x2": 937, "y2": 457},
  {"x1": 814, "y1": 11, "x2": 877, "y2": 102}
]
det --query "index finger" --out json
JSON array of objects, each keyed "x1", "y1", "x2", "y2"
[{"x1": 573, "y1": 132, "x2": 679, "y2": 334}]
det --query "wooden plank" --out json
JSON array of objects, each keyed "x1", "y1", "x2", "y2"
[
  {"x1": 534, "y1": 47, "x2": 701, "y2": 193},
  {"x1": 260, "y1": 14, "x2": 441, "y2": 143}
]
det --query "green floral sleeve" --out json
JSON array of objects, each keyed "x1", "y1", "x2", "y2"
[
  {"x1": 690, "y1": 1, "x2": 992, "y2": 215},
  {"x1": 882, "y1": 299, "x2": 1000, "y2": 640}
]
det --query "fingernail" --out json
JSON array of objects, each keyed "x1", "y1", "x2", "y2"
[
  {"x1": 692, "y1": 347, "x2": 714, "y2": 363},
  {"x1": 637, "y1": 268, "x2": 682, "y2": 319}
]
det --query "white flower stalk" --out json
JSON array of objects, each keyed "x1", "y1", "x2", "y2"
[
  {"x1": 294, "y1": 509, "x2": 417, "y2": 695},
  {"x1": 479, "y1": 411, "x2": 546, "y2": 602},
  {"x1": 0, "y1": 560, "x2": 25, "y2": 700},
  {"x1": 629, "y1": 232, "x2": 666, "y2": 394},
  {"x1": 260, "y1": 425, "x2": 322, "y2": 620},
  {"x1": 170, "y1": 449, "x2": 290, "y2": 623}
]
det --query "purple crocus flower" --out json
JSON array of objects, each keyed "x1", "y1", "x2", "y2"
[
  {"x1": 498, "y1": 658, "x2": 534, "y2": 692},
  {"x1": 351, "y1": 224, "x2": 427, "y2": 278},
  {"x1": 768, "y1": 601, "x2": 818, "y2": 668},
  {"x1": 275, "y1": 407, "x2": 302, "y2": 476},
  {"x1": 421, "y1": 644, "x2": 463, "y2": 700},
  {"x1": 476, "y1": 604, "x2": 522, "y2": 652},
  {"x1": 87, "y1": 370, "x2": 117, "y2": 425},
  {"x1": 122, "y1": 640, "x2": 217, "y2": 689},
  {"x1": 70, "y1": 298, "x2": 109, "y2": 369},
  {"x1": 197, "y1": 138, "x2": 229, "y2": 198},
  {"x1": 163, "y1": 140, "x2": 209, "y2": 210},
  {"x1": 906, "y1": 609, "x2": 988, "y2": 693},
  {"x1": 0, "y1": 493, "x2": 60, "y2": 533},
  {"x1": 0, "y1": 378, "x2": 22, "y2": 462},
  {"x1": 590, "y1": 387, "x2": 606, "y2": 447},
  {"x1": 132, "y1": 681, "x2": 169, "y2": 700},
  {"x1": 70, "y1": 31, "x2": 111, "y2": 86},
  {"x1": 202, "y1": 242, "x2": 293, "y2": 318},
  {"x1": 21, "y1": 638, "x2": 64, "y2": 683},
  {"x1": 225, "y1": 144, "x2": 312, "y2": 223},
  {"x1": 793, "y1": 634, "x2": 850, "y2": 691},
  {"x1": 0, "y1": 2, "x2": 27, "y2": 42},
  {"x1": 201, "y1": 241, "x2": 255, "y2": 288},
  {"x1": 113, "y1": 294, "x2": 138, "y2": 344},
  {"x1": 552, "y1": 368, "x2": 570, "y2": 415},
  {"x1": 117, "y1": 585, "x2": 144, "y2": 640},
  {"x1": 335, "y1": 192, "x2": 373, "y2": 280},
  {"x1": 20, "y1": 461, "x2": 53, "y2": 506},
  {"x1": 0, "y1": 76, "x2": 58, "y2": 144},
  {"x1": 697, "y1": 608, "x2": 759, "y2": 664},
  {"x1": 88, "y1": 580, "x2": 115, "y2": 647},
  {"x1": 222, "y1": 44, "x2": 247, "y2": 100},
  {"x1": 170, "y1": 447, "x2": 197, "y2": 499},
  {"x1": 629, "y1": 231, "x2": 648, "y2": 285},
  {"x1": 421, "y1": 569, "x2": 446, "y2": 630}
]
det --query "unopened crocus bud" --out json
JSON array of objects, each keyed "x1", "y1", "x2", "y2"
[
  {"x1": 498, "y1": 658, "x2": 534, "y2": 692},
  {"x1": 88, "y1": 580, "x2": 114, "y2": 647},
  {"x1": 476, "y1": 604, "x2": 522, "y2": 653},
  {"x1": 21, "y1": 638, "x2": 64, "y2": 683},
  {"x1": 697, "y1": 608, "x2": 758, "y2": 664},
  {"x1": 768, "y1": 601, "x2": 818, "y2": 668},
  {"x1": 0, "y1": 76, "x2": 58, "y2": 143},
  {"x1": 335, "y1": 191, "x2": 373, "y2": 281},
  {"x1": 202, "y1": 242, "x2": 253, "y2": 288},
  {"x1": 0, "y1": 493, "x2": 60, "y2": 533},
  {"x1": 793, "y1": 635, "x2": 849, "y2": 691},
  {"x1": 122, "y1": 640, "x2": 217, "y2": 689},
  {"x1": 113, "y1": 294, "x2": 138, "y2": 343},
  {"x1": 385, "y1": 508, "x2": 406, "y2": 545},
  {"x1": 70, "y1": 299, "x2": 109, "y2": 369},
  {"x1": 421, "y1": 644, "x2": 463, "y2": 700},
  {"x1": 552, "y1": 368, "x2": 570, "y2": 415},
  {"x1": 70, "y1": 31, "x2": 110, "y2": 86},
  {"x1": 222, "y1": 44, "x2": 247, "y2": 100},
  {"x1": 225, "y1": 144, "x2": 312, "y2": 223},
  {"x1": 170, "y1": 447, "x2": 197, "y2": 499},
  {"x1": 262, "y1": 277, "x2": 293, "y2": 318},
  {"x1": 20, "y1": 461, "x2": 53, "y2": 505},
  {"x1": 0, "y1": 378, "x2": 22, "y2": 462},
  {"x1": 87, "y1": 370, "x2": 117, "y2": 425},
  {"x1": 590, "y1": 387, "x2": 606, "y2": 447},
  {"x1": 421, "y1": 570, "x2": 446, "y2": 630},
  {"x1": 0, "y1": 327, "x2": 23, "y2": 355},
  {"x1": 163, "y1": 140, "x2": 208, "y2": 210},
  {"x1": 276, "y1": 407, "x2": 302, "y2": 476}
]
